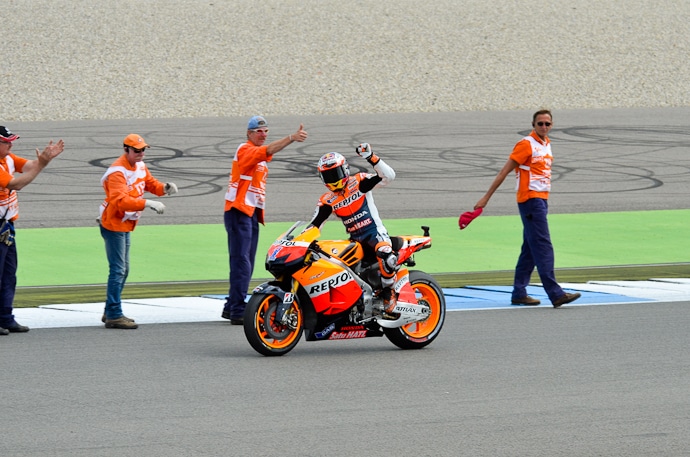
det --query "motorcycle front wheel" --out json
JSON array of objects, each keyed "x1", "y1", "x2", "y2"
[
  {"x1": 243, "y1": 292, "x2": 304, "y2": 356},
  {"x1": 384, "y1": 270, "x2": 446, "y2": 349}
]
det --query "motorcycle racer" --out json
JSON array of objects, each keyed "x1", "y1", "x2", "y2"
[{"x1": 309, "y1": 143, "x2": 399, "y2": 317}]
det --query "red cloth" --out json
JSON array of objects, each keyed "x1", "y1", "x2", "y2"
[{"x1": 458, "y1": 208, "x2": 483, "y2": 230}]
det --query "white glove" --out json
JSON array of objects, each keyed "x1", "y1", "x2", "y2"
[
  {"x1": 145, "y1": 200, "x2": 166, "y2": 214},
  {"x1": 355, "y1": 143, "x2": 373, "y2": 160},
  {"x1": 165, "y1": 182, "x2": 178, "y2": 195}
]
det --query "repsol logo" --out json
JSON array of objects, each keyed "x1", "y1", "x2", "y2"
[
  {"x1": 332, "y1": 191, "x2": 362, "y2": 210},
  {"x1": 308, "y1": 271, "x2": 353, "y2": 294}
]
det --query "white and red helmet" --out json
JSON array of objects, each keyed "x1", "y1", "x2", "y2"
[{"x1": 317, "y1": 152, "x2": 350, "y2": 192}]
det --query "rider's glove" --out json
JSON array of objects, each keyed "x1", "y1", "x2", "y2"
[
  {"x1": 356, "y1": 143, "x2": 380, "y2": 165},
  {"x1": 145, "y1": 200, "x2": 166, "y2": 214},
  {"x1": 165, "y1": 182, "x2": 178, "y2": 195},
  {"x1": 356, "y1": 143, "x2": 373, "y2": 160}
]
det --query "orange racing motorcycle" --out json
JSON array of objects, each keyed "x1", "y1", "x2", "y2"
[{"x1": 243, "y1": 221, "x2": 446, "y2": 356}]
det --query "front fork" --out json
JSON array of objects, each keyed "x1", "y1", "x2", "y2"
[{"x1": 272, "y1": 279, "x2": 299, "y2": 326}]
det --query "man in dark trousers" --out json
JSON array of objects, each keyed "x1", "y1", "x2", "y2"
[
  {"x1": 222, "y1": 116, "x2": 308, "y2": 324},
  {"x1": 474, "y1": 110, "x2": 581, "y2": 308},
  {"x1": 0, "y1": 126, "x2": 64, "y2": 335}
]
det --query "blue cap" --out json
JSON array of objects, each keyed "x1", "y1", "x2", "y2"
[{"x1": 247, "y1": 116, "x2": 268, "y2": 130}]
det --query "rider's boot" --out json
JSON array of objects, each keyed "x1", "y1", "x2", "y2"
[
  {"x1": 376, "y1": 243, "x2": 399, "y2": 320},
  {"x1": 381, "y1": 287, "x2": 399, "y2": 320}
]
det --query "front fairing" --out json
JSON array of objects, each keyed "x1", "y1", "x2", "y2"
[
  {"x1": 293, "y1": 258, "x2": 362, "y2": 315},
  {"x1": 265, "y1": 222, "x2": 320, "y2": 277}
]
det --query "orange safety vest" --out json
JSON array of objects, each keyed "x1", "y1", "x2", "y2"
[
  {"x1": 0, "y1": 154, "x2": 27, "y2": 221},
  {"x1": 99, "y1": 154, "x2": 165, "y2": 232},
  {"x1": 509, "y1": 131, "x2": 552, "y2": 203},
  {"x1": 224, "y1": 142, "x2": 273, "y2": 224}
]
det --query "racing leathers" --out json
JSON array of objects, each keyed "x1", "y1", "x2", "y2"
[{"x1": 309, "y1": 154, "x2": 398, "y2": 313}]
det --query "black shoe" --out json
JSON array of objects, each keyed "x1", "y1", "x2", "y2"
[
  {"x1": 221, "y1": 307, "x2": 243, "y2": 324},
  {"x1": 552, "y1": 292, "x2": 581, "y2": 308},
  {"x1": 0, "y1": 327, "x2": 8, "y2": 336},
  {"x1": 222, "y1": 310, "x2": 243, "y2": 325},
  {"x1": 7, "y1": 323, "x2": 30, "y2": 333},
  {"x1": 511, "y1": 295, "x2": 541, "y2": 306}
]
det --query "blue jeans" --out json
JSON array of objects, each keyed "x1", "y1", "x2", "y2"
[
  {"x1": 513, "y1": 198, "x2": 565, "y2": 303},
  {"x1": 100, "y1": 225, "x2": 130, "y2": 320},
  {"x1": 0, "y1": 223, "x2": 18, "y2": 328},
  {"x1": 224, "y1": 209, "x2": 259, "y2": 320}
]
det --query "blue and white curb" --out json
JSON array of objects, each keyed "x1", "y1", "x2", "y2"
[{"x1": 12, "y1": 278, "x2": 690, "y2": 329}]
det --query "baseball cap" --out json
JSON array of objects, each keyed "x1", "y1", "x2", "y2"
[
  {"x1": 458, "y1": 207, "x2": 483, "y2": 230},
  {"x1": 0, "y1": 126, "x2": 20, "y2": 143},
  {"x1": 247, "y1": 116, "x2": 268, "y2": 130},
  {"x1": 123, "y1": 134, "x2": 149, "y2": 149}
]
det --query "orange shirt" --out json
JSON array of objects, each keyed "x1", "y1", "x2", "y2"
[
  {"x1": 99, "y1": 154, "x2": 165, "y2": 232},
  {"x1": 509, "y1": 131, "x2": 552, "y2": 203},
  {"x1": 224, "y1": 142, "x2": 273, "y2": 224},
  {"x1": 0, "y1": 154, "x2": 28, "y2": 221}
]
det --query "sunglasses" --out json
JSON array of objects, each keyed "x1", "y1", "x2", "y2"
[
  {"x1": 129, "y1": 147, "x2": 146, "y2": 153},
  {"x1": 251, "y1": 129, "x2": 269, "y2": 134},
  {"x1": 536, "y1": 122, "x2": 552, "y2": 127}
]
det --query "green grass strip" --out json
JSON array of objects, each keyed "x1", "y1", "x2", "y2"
[{"x1": 18, "y1": 209, "x2": 689, "y2": 287}]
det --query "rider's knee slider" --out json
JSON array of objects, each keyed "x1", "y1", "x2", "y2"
[{"x1": 375, "y1": 243, "x2": 398, "y2": 277}]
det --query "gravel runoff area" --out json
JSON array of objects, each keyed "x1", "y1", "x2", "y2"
[{"x1": 3, "y1": 0, "x2": 690, "y2": 122}]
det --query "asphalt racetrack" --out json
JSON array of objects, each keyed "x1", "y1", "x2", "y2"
[
  {"x1": 4, "y1": 108, "x2": 690, "y2": 456},
  {"x1": 11, "y1": 107, "x2": 690, "y2": 228}
]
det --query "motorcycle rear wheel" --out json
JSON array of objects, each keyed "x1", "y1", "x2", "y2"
[
  {"x1": 384, "y1": 270, "x2": 446, "y2": 349},
  {"x1": 243, "y1": 292, "x2": 304, "y2": 356}
]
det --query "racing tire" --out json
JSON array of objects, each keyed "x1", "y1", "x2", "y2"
[
  {"x1": 384, "y1": 270, "x2": 446, "y2": 349},
  {"x1": 243, "y1": 292, "x2": 304, "y2": 356}
]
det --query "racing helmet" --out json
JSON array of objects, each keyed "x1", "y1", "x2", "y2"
[{"x1": 318, "y1": 152, "x2": 350, "y2": 192}]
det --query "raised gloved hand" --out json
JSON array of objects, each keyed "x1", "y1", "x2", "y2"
[
  {"x1": 145, "y1": 200, "x2": 166, "y2": 214},
  {"x1": 165, "y1": 182, "x2": 178, "y2": 195},
  {"x1": 355, "y1": 143, "x2": 373, "y2": 160}
]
